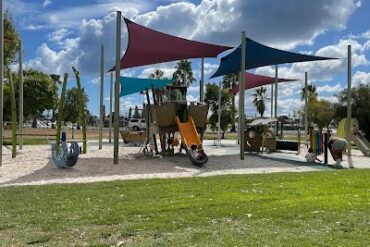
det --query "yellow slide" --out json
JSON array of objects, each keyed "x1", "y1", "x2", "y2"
[{"x1": 175, "y1": 116, "x2": 208, "y2": 166}]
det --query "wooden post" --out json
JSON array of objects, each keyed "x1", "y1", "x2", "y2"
[
  {"x1": 200, "y1": 58, "x2": 204, "y2": 102},
  {"x1": 109, "y1": 72, "x2": 113, "y2": 143},
  {"x1": 0, "y1": 0, "x2": 4, "y2": 166},
  {"x1": 114, "y1": 11, "x2": 121, "y2": 164},
  {"x1": 239, "y1": 31, "x2": 246, "y2": 160},
  {"x1": 9, "y1": 72, "x2": 16, "y2": 158},
  {"x1": 18, "y1": 40, "x2": 24, "y2": 150},
  {"x1": 346, "y1": 45, "x2": 352, "y2": 156},
  {"x1": 99, "y1": 44, "x2": 104, "y2": 149}
]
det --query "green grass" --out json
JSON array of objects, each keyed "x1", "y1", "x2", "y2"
[{"x1": 0, "y1": 170, "x2": 369, "y2": 246}]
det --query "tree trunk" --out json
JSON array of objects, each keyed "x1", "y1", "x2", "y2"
[{"x1": 32, "y1": 116, "x2": 37, "y2": 128}]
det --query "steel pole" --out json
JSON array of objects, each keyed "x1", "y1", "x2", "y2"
[
  {"x1": 274, "y1": 65, "x2": 278, "y2": 135},
  {"x1": 239, "y1": 31, "x2": 246, "y2": 160},
  {"x1": 304, "y1": 72, "x2": 308, "y2": 146},
  {"x1": 200, "y1": 58, "x2": 204, "y2": 102},
  {"x1": 109, "y1": 72, "x2": 113, "y2": 143},
  {"x1": 19, "y1": 40, "x2": 24, "y2": 150},
  {"x1": 0, "y1": 0, "x2": 3, "y2": 166},
  {"x1": 217, "y1": 80, "x2": 222, "y2": 145},
  {"x1": 114, "y1": 11, "x2": 121, "y2": 164},
  {"x1": 99, "y1": 44, "x2": 104, "y2": 149},
  {"x1": 346, "y1": 45, "x2": 352, "y2": 156}
]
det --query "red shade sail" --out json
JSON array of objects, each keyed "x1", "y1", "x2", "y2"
[
  {"x1": 229, "y1": 72, "x2": 296, "y2": 95},
  {"x1": 109, "y1": 18, "x2": 232, "y2": 71}
]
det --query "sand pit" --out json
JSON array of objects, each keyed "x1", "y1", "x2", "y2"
[{"x1": 1, "y1": 140, "x2": 369, "y2": 187}]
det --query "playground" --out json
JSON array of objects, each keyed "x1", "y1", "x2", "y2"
[{"x1": 1, "y1": 139, "x2": 370, "y2": 187}]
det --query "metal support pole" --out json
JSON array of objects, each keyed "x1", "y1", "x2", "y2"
[
  {"x1": 239, "y1": 31, "x2": 246, "y2": 160},
  {"x1": 114, "y1": 11, "x2": 121, "y2": 164},
  {"x1": 270, "y1": 81, "x2": 274, "y2": 129},
  {"x1": 99, "y1": 44, "x2": 104, "y2": 149},
  {"x1": 109, "y1": 72, "x2": 113, "y2": 143},
  {"x1": 0, "y1": 0, "x2": 4, "y2": 166},
  {"x1": 200, "y1": 58, "x2": 204, "y2": 102},
  {"x1": 217, "y1": 80, "x2": 222, "y2": 145},
  {"x1": 19, "y1": 40, "x2": 24, "y2": 150},
  {"x1": 274, "y1": 65, "x2": 278, "y2": 135},
  {"x1": 304, "y1": 72, "x2": 308, "y2": 147},
  {"x1": 346, "y1": 45, "x2": 352, "y2": 156}
]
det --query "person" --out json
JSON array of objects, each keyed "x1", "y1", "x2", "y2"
[
  {"x1": 327, "y1": 135, "x2": 348, "y2": 167},
  {"x1": 305, "y1": 147, "x2": 322, "y2": 163}
]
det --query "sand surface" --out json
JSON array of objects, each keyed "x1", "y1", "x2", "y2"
[{"x1": 1, "y1": 140, "x2": 369, "y2": 187}]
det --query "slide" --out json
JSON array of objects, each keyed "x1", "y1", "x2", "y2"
[
  {"x1": 175, "y1": 116, "x2": 208, "y2": 166},
  {"x1": 351, "y1": 133, "x2": 370, "y2": 156}
]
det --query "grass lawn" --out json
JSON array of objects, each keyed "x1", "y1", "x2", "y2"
[{"x1": 0, "y1": 170, "x2": 369, "y2": 246}]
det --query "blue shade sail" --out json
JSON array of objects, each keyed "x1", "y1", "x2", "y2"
[
  {"x1": 120, "y1": 77, "x2": 175, "y2": 97},
  {"x1": 211, "y1": 38, "x2": 336, "y2": 78}
]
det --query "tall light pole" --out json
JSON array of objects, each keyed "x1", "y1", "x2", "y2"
[
  {"x1": 346, "y1": 45, "x2": 352, "y2": 156},
  {"x1": 109, "y1": 72, "x2": 113, "y2": 143},
  {"x1": 304, "y1": 72, "x2": 308, "y2": 146}
]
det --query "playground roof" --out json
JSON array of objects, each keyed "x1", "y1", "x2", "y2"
[
  {"x1": 229, "y1": 72, "x2": 296, "y2": 95},
  {"x1": 120, "y1": 76, "x2": 175, "y2": 97},
  {"x1": 211, "y1": 38, "x2": 336, "y2": 78},
  {"x1": 110, "y1": 18, "x2": 232, "y2": 71}
]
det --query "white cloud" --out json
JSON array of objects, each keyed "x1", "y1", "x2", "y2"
[
  {"x1": 48, "y1": 28, "x2": 73, "y2": 44},
  {"x1": 317, "y1": 84, "x2": 343, "y2": 93},
  {"x1": 43, "y1": 0, "x2": 52, "y2": 8},
  {"x1": 353, "y1": 71, "x2": 370, "y2": 87}
]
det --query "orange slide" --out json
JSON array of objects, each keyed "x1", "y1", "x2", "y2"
[{"x1": 175, "y1": 116, "x2": 208, "y2": 166}]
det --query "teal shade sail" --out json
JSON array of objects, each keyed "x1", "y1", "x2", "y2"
[{"x1": 120, "y1": 76, "x2": 175, "y2": 97}]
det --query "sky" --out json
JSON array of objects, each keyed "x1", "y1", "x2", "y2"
[{"x1": 4, "y1": 0, "x2": 370, "y2": 118}]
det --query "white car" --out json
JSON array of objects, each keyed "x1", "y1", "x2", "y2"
[{"x1": 128, "y1": 118, "x2": 146, "y2": 131}]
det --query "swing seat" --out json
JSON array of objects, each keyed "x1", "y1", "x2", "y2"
[{"x1": 51, "y1": 141, "x2": 80, "y2": 168}]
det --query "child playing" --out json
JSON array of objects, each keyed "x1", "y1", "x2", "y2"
[{"x1": 305, "y1": 148, "x2": 322, "y2": 163}]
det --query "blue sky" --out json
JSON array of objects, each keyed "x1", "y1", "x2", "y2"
[{"x1": 5, "y1": 0, "x2": 370, "y2": 117}]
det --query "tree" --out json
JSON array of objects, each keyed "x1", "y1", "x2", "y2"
[
  {"x1": 172, "y1": 59, "x2": 195, "y2": 93},
  {"x1": 63, "y1": 87, "x2": 88, "y2": 125},
  {"x1": 308, "y1": 99, "x2": 335, "y2": 132},
  {"x1": 204, "y1": 83, "x2": 233, "y2": 138},
  {"x1": 149, "y1": 69, "x2": 164, "y2": 79},
  {"x1": 133, "y1": 105, "x2": 141, "y2": 118},
  {"x1": 149, "y1": 69, "x2": 165, "y2": 103},
  {"x1": 300, "y1": 84, "x2": 318, "y2": 101},
  {"x1": 222, "y1": 73, "x2": 238, "y2": 132},
  {"x1": 252, "y1": 86, "x2": 268, "y2": 117},
  {"x1": 334, "y1": 84, "x2": 370, "y2": 140},
  {"x1": 4, "y1": 70, "x2": 58, "y2": 124},
  {"x1": 4, "y1": 11, "x2": 20, "y2": 66}
]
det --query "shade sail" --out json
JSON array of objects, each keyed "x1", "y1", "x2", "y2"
[
  {"x1": 120, "y1": 77, "x2": 174, "y2": 97},
  {"x1": 211, "y1": 38, "x2": 335, "y2": 78},
  {"x1": 229, "y1": 72, "x2": 296, "y2": 95},
  {"x1": 109, "y1": 18, "x2": 232, "y2": 71}
]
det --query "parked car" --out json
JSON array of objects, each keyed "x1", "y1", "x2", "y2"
[{"x1": 128, "y1": 118, "x2": 146, "y2": 131}]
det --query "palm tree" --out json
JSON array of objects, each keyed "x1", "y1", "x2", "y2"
[
  {"x1": 149, "y1": 69, "x2": 165, "y2": 104},
  {"x1": 149, "y1": 69, "x2": 164, "y2": 79},
  {"x1": 222, "y1": 73, "x2": 238, "y2": 132},
  {"x1": 300, "y1": 84, "x2": 318, "y2": 101},
  {"x1": 173, "y1": 60, "x2": 195, "y2": 87},
  {"x1": 252, "y1": 86, "x2": 269, "y2": 117}
]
